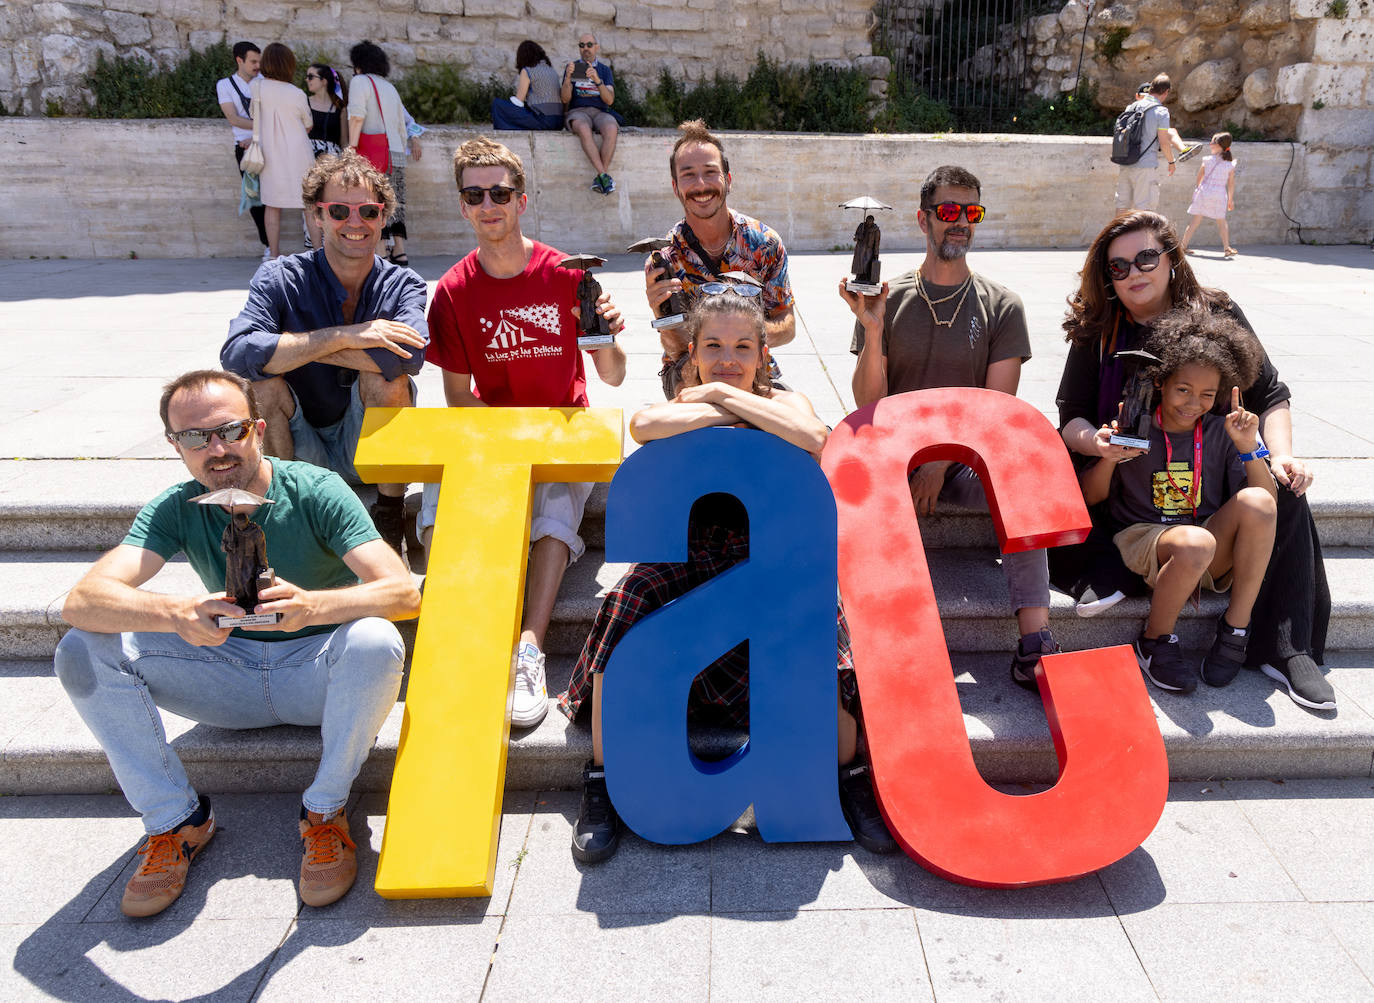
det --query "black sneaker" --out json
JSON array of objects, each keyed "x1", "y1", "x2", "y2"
[
  {"x1": 1010, "y1": 627, "x2": 1060, "y2": 691},
  {"x1": 1260, "y1": 656, "x2": 1337, "y2": 711},
  {"x1": 571, "y1": 761, "x2": 621, "y2": 863},
  {"x1": 838, "y1": 761, "x2": 897, "y2": 854},
  {"x1": 1135, "y1": 633, "x2": 1198, "y2": 693},
  {"x1": 1201, "y1": 613, "x2": 1250, "y2": 687},
  {"x1": 369, "y1": 498, "x2": 407, "y2": 566}
]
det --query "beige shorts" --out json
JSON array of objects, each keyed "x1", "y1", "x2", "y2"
[
  {"x1": 565, "y1": 106, "x2": 615, "y2": 132},
  {"x1": 1114, "y1": 519, "x2": 1233, "y2": 592}
]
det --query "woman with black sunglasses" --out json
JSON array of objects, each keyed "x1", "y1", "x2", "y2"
[{"x1": 1054, "y1": 210, "x2": 1331, "y2": 709}]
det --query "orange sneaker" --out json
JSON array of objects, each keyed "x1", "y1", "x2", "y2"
[
  {"x1": 120, "y1": 798, "x2": 216, "y2": 918},
  {"x1": 298, "y1": 808, "x2": 358, "y2": 907}
]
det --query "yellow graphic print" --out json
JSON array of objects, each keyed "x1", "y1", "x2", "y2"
[{"x1": 1151, "y1": 461, "x2": 1198, "y2": 516}]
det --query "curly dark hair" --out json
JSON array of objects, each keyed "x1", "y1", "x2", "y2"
[
  {"x1": 301, "y1": 148, "x2": 397, "y2": 222},
  {"x1": 349, "y1": 40, "x2": 390, "y2": 77},
  {"x1": 1144, "y1": 306, "x2": 1263, "y2": 409},
  {"x1": 680, "y1": 294, "x2": 772, "y2": 397},
  {"x1": 670, "y1": 119, "x2": 729, "y2": 178},
  {"x1": 1064, "y1": 210, "x2": 1232, "y2": 344}
]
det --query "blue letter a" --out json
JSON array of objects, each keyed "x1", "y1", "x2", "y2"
[{"x1": 600, "y1": 428, "x2": 851, "y2": 845}]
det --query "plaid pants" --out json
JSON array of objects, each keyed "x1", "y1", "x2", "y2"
[{"x1": 557, "y1": 525, "x2": 856, "y2": 728}]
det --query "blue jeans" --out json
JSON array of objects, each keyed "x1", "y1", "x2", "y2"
[
  {"x1": 939, "y1": 463, "x2": 1051, "y2": 613},
  {"x1": 54, "y1": 619, "x2": 404, "y2": 834}
]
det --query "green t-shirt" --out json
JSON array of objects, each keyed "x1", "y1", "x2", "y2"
[
  {"x1": 123, "y1": 459, "x2": 379, "y2": 641},
  {"x1": 850, "y1": 270, "x2": 1031, "y2": 395}
]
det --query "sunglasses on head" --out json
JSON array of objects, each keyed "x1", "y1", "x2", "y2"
[
  {"x1": 1106, "y1": 248, "x2": 1165, "y2": 281},
  {"x1": 318, "y1": 201, "x2": 384, "y2": 222},
  {"x1": 698, "y1": 281, "x2": 763, "y2": 298},
  {"x1": 459, "y1": 185, "x2": 521, "y2": 206},
  {"x1": 167, "y1": 419, "x2": 254, "y2": 450},
  {"x1": 926, "y1": 202, "x2": 986, "y2": 224}
]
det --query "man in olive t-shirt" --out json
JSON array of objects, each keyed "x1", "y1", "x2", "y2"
[
  {"x1": 841, "y1": 164, "x2": 1059, "y2": 692},
  {"x1": 53, "y1": 369, "x2": 420, "y2": 918}
]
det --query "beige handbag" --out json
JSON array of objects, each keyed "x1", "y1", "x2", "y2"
[{"x1": 240, "y1": 90, "x2": 266, "y2": 174}]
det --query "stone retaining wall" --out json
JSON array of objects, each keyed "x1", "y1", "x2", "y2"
[
  {"x1": 1, "y1": 118, "x2": 1309, "y2": 258},
  {"x1": 1, "y1": 0, "x2": 877, "y2": 116}
]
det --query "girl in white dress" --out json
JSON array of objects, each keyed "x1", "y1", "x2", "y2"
[{"x1": 1181, "y1": 132, "x2": 1238, "y2": 258}]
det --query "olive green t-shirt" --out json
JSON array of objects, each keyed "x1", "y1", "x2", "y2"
[
  {"x1": 123, "y1": 459, "x2": 379, "y2": 641},
  {"x1": 850, "y1": 270, "x2": 1031, "y2": 394}
]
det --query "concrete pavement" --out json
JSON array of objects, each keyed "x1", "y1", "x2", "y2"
[{"x1": 2, "y1": 245, "x2": 1372, "y2": 1000}]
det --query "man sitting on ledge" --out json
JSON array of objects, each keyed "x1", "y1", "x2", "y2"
[
  {"x1": 55, "y1": 368, "x2": 421, "y2": 917},
  {"x1": 222, "y1": 149, "x2": 427, "y2": 561}
]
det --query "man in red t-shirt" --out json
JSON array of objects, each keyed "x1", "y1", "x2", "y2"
[{"x1": 421, "y1": 136, "x2": 627, "y2": 729}]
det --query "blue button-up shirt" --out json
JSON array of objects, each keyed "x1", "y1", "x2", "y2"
[{"x1": 223, "y1": 250, "x2": 429, "y2": 428}]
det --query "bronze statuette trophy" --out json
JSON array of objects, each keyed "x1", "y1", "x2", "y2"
[
  {"x1": 1110, "y1": 349, "x2": 1163, "y2": 451},
  {"x1": 558, "y1": 254, "x2": 615, "y2": 349},
  {"x1": 840, "y1": 195, "x2": 893, "y2": 296},
  {"x1": 627, "y1": 236, "x2": 687, "y2": 330},
  {"x1": 190, "y1": 488, "x2": 282, "y2": 628}
]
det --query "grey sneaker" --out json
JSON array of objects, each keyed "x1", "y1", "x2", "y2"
[
  {"x1": 1260, "y1": 656, "x2": 1336, "y2": 711},
  {"x1": 1010, "y1": 627, "x2": 1060, "y2": 691},
  {"x1": 1201, "y1": 613, "x2": 1249, "y2": 687}
]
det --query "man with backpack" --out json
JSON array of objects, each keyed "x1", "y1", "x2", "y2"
[{"x1": 1113, "y1": 73, "x2": 1188, "y2": 211}]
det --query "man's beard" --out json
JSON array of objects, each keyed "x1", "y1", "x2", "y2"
[{"x1": 935, "y1": 231, "x2": 971, "y2": 260}]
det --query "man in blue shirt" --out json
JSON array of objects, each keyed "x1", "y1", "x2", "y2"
[
  {"x1": 223, "y1": 149, "x2": 427, "y2": 559},
  {"x1": 560, "y1": 31, "x2": 619, "y2": 195}
]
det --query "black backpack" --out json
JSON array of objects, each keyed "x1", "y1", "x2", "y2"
[{"x1": 1111, "y1": 102, "x2": 1158, "y2": 166}]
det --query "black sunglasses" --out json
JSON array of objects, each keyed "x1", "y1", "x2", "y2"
[
  {"x1": 167, "y1": 419, "x2": 254, "y2": 450},
  {"x1": 1106, "y1": 248, "x2": 1165, "y2": 281},
  {"x1": 459, "y1": 185, "x2": 521, "y2": 206},
  {"x1": 578, "y1": 42, "x2": 597, "y2": 49}
]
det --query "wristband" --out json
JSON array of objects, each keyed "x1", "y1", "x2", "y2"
[{"x1": 1238, "y1": 445, "x2": 1270, "y2": 462}]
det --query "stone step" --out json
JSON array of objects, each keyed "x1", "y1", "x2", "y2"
[
  {"x1": 541, "y1": 543, "x2": 1374, "y2": 656},
  {"x1": 5, "y1": 544, "x2": 1373, "y2": 660},
  {"x1": 5, "y1": 650, "x2": 1372, "y2": 798},
  {"x1": 2, "y1": 458, "x2": 1372, "y2": 553}
]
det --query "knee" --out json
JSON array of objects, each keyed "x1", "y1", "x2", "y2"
[
  {"x1": 1166, "y1": 527, "x2": 1216, "y2": 569},
  {"x1": 358, "y1": 371, "x2": 411, "y2": 407},
  {"x1": 53, "y1": 628, "x2": 106, "y2": 698},
  {"x1": 332, "y1": 618, "x2": 405, "y2": 677},
  {"x1": 253, "y1": 377, "x2": 294, "y2": 416},
  {"x1": 601, "y1": 121, "x2": 618, "y2": 140},
  {"x1": 570, "y1": 120, "x2": 590, "y2": 136},
  {"x1": 1235, "y1": 486, "x2": 1278, "y2": 525}
]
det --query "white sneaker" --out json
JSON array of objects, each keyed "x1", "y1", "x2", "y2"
[
  {"x1": 261, "y1": 246, "x2": 272, "y2": 262},
  {"x1": 511, "y1": 642, "x2": 549, "y2": 728}
]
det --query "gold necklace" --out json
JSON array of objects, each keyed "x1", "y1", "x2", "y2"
[{"x1": 916, "y1": 269, "x2": 973, "y2": 328}]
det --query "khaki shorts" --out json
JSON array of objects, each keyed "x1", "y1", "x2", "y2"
[
  {"x1": 1114, "y1": 519, "x2": 1233, "y2": 592},
  {"x1": 565, "y1": 106, "x2": 615, "y2": 132}
]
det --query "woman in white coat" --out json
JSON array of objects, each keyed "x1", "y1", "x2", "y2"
[{"x1": 251, "y1": 43, "x2": 316, "y2": 256}]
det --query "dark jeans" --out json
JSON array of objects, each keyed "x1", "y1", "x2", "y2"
[{"x1": 234, "y1": 144, "x2": 269, "y2": 246}]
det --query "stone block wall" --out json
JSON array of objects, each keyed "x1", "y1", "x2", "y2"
[
  {"x1": 0, "y1": 118, "x2": 1305, "y2": 259},
  {"x1": 1010, "y1": 0, "x2": 1372, "y2": 243},
  {"x1": 0, "y1": 0, "x2": 877, "y2": 116}
]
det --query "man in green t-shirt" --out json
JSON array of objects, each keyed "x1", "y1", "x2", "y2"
[
  {"x1": 841, "y1": 164, "x2": 1060, "y2": 692},
  {"x1": 54, "y1": 369, "x2": 421, "y2": 918}
]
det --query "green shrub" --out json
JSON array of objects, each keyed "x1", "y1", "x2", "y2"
[
  {"x1": 872, "y1": 75, "x2": 955, "y2": 132},
  {"x1": 86, "y1": 42, "x2": 231, "y2": 118},
  {"x1": 1004, "y1": 84, "x2": 1113, "y2": 135},
  {"x1": 1099, "y1": 27, "x2": 1131, "y2": 65},
  {"x1": 1325, "y1": 0, "x2": 1348, "y2": 17},
  {"x1": 618, "y1": 54, "x2": 871, "y2": 132},
  {"x1": 394, "y1": 62, "x2": 505, "y2": 124},
  {"x1": 1220, "y1": 119, "x2": 1268, "y2": 141}
]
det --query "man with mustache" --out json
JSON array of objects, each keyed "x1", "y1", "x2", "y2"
[
  {"x1": 222, "y1": 150, "x2": 428, "y2": 564},
  {"x1": 645, "y1": 119, "x2": 796, "y2": 398},
  {"x1": 54, "y1": 368, "x2": 421, "y2": 917},
  {"x1": 841, "y1": 165, "x2": 1061, "y2": 690}
]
